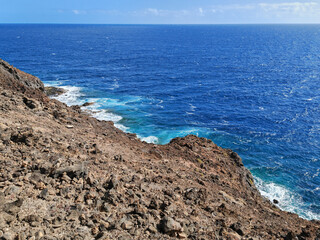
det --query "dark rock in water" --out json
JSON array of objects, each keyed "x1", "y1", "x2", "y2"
[
  {"x1": 273, "y1": 199, "x2": 279, "y2": 204},
  {"x1": 44, "y1": 86, "x2": 66, "y2": 96},
  {"x1": 82, "y1": 102, "x2": 95, "y2": 107}
]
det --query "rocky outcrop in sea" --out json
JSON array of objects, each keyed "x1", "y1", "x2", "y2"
[{"x1": 0, "y1": 58, "x2": 319, "y2": 239}]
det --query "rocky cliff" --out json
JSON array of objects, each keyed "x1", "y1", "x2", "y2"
[{"x1": 0, "y1": 59, "x2": 319, "y2": 240}]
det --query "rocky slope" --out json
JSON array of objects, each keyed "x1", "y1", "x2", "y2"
[{"x1": 0, "y1": 58, "x2": 319, "y2": 240}]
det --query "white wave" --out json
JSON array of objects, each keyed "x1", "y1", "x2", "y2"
[
  {"x1": 46, "y1": 85, "x2": 164, "y2": 144},
  {"x1": 89, "y1": 109, "x2": 123, "y2": 122},
  {"x1": 189, "y1": 104, "x2": 197, "y2": 111},
  {"x1": 114, "y1": 123, "x2": 129, "y2": 132},
  {"x1": 81, "y1": 103, "x2": 129, "y2": 132},
  {"x1": 43, "y1": 81, "x2": 66, "y2": 87},
  {"x1": 112, "y1": 79, "x2": 119, "y2": 89},
  {"x1": 255, "y1": 177, "x2": 320, "y2": 220},
  {"x1": 139, "y1": 135, "x2": 159, "y2": 144},
  {"x1": 52, "y1": 86, "x2": 85, "y2": 106},
  {"x1": 47, "y1": 85, "x2": 130, "y2": 133}
]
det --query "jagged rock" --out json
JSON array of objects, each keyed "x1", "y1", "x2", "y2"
[
  {"x1": 1, "y1": 231, "x2": 14, "y2": 240},
  {"x1": 23, "y1": 97, "x2": 38, "y2": 109},
  {"x1": 3, "y1": 198, "x2": 23, "y2": 215},
  {"x1": 160, "y1": 216, "x2": 183, "y2": 235},
  {"x1": 230, "y1": 222, "x2": 244, "y2": 236},
  {"x1": 0, "y1": 59, "x2": 44, "y2": 91},
  {"x1": 82, "y1": 102, "x2": 94, "y2": 107},
  {"x1": 44, "y1": 86, "x2": 66, "y2": 96},
  {"x1": 38, "y1": 188, "x2": 48, "y2": 199},
  {"x1": 121, "y1": 219, "x2": 134, "y2": 230},
  {"x1": 53, "y1": 163, "x2": 88, "y2": 179}
]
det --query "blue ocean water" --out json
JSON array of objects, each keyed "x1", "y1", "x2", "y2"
[{"x1": 0, "y1": 24, "x2": 319, "y2": 220}]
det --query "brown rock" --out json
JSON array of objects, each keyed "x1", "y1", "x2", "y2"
[{"x1": 161, "y1": 216, "x2": 183, "y2": 235}]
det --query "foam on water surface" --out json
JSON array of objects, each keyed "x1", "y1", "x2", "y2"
[
  {"x1": 254, "y1": 177, "x2": 320, "y2": 220},
  {"x1": 45, "y1": 84, "x2": 136, "y2": 136},
  {"x1": 51, "y1": 86, "x2": 85, "y2": 106},
  {"x1": 139, "y1": 135, "x2": 159, "y2": 144}
]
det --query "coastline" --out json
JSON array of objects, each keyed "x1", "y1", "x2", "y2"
[
  {"x1": 48, "y1": 84, "x2": 320, "y2": 221},
  {"x1": 1, "y1": 58, "x2": 320, "y2": 239}
]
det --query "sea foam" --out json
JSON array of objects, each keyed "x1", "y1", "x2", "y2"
[
  {"x1": 139, "y1": 135, "x2": 159, "y2": 144},
  {"x1": 52, "y1": 86, "x2": 85, "y2": 106},
  {"x1": 254, "y1": 177, "x2": 320, "y2": 220}
]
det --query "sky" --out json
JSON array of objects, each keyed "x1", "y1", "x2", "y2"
[{"x1": 0, "y1": 0, "x2": 320, "y2": 24}]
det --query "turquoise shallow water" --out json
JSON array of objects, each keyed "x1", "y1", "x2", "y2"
[{"x1": 0, "y1": 24, "x2": 319, "y2": 219}]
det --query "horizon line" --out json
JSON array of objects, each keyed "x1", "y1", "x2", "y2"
[{"x1": 1, "y1": 23, "x2": 320, "y2": 25}]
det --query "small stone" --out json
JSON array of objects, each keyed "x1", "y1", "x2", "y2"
[
  {"x1": 3, "y1": 198, "x2": 24, "y2": 215},
  {"x1": 66, "y1": 125, "x2": 74, "y2": 129},
  {"x1": 273, "y1": 199, "x2": 279, "y2": 204},
  {"x1": 15, "y1": 181, "x2": 24, "y2": 187},
  {"x1": 99, "y1": 221, "x2": 110, "y2": 231},
  {"x1": 36, "y1": 182, "x2": 45, "y2": 190},
  {"x1": 121, "y1": 220, "x2": 134, "y2": 230},
  {"x1": 95, "y1": 232, "x2": 109, "y2": 240},
  {"x1": 35, "y1": 230, "x2": 44, "y2": 239},
  {"x1": 66, "y1": 210, "x2": 80, "y2": 221},
  {"x1": 2, "y1": 231, "x2": 14, "y2": 240},
  {"x1": 21, "y1": 161, "x2": 28, "y2": 168},
  {"x1": 177, "y1": 232, "x2": 188, "y2": 239},
  {"x1": 105, "y1": 175, "x2": 119, "y2": 190},
  {"x1": 39, "y1": 188, "x2": 48, "y2": 199},
  {"x1": 147, "y1": 225, "x2": 157, "y2": 234},
  {"x1": 230, "y1": 222, "x2": 244, "y2": 236},
  {"x1": 161, "y1": 216, "x2": 183, "y2": 234},
  {"x1": 225, "y1": 232, "x2": 241, "y2": 240},
  {"x1": 4, "y1": 185, "x2": 20, "y2": 195},
  {"x1": 61, "y1": 172, "x2": 71, "y2": 182},
  {"x1": 54, "y1": 163, "x2": 88, "y2": 179},
  {"x1": 79, "y1": 214, "x2": 86, "y2": 221},
  {"x1": 149, "y1": 198, "x2": 158, "y2": 210},
  {"x1": 91, "y1": 226, "x2": 99, "y2": 235}
]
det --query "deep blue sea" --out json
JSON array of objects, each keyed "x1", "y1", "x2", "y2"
[{"x1": 0, "y1": 24, "x2": 319, "y2": 220}]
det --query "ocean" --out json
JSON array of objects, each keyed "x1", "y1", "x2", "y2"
[{"x1": 0, "y1": 24, "x2": 319, "y2": 220}]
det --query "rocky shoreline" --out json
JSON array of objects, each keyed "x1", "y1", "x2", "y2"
[{"x1": 0, "y1": 58, "x2": 319, "y2": 239}]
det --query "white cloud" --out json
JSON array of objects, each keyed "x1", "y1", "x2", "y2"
[
  {"x1": 146, "y1": 8, "x2": 160, "y2": 16},
  {"x1": 198, "y1": 7, "x2": 204, "y2": 16},
  {"x1": 71, "y1": 3, "x2": 320, "y2": 23},
  {"x1": 259, "y1": 2, "x2": 319, "y2": 14},
  {"x1": 141, "y1": 8, "x2": 190, "y2": 17},
  {"x1": 72, "y1": 10, "x2": 87, "y2": 15},
  {"x1": 219, "y1": 4, "x2": 256, "y2": 11}
]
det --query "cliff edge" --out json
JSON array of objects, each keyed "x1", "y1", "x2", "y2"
[{"x1": 0, "y1": 59, "x2": 319, "y2": 240}]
